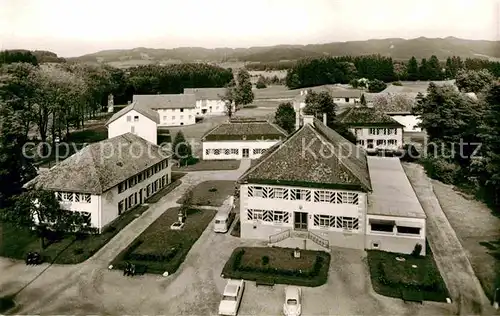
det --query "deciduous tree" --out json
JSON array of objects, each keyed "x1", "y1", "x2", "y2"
[
  {"x1": 172, "y1": 131, "x2": 193, "y2": 166},
  {"x1": 274, "y1": 102, "x2": 296, "y2": 133},
  {"x1": 455, "y1": 69, "x2": 495, "y2": 93}
]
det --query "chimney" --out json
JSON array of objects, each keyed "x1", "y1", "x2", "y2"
[
  {"x1": 303, "y1": 115, "x2": 314, "y2": 125},
  {"x1": 295, "y1": 109, "x2": 301, "y2": 131},
  {"x1": 323, "y1": 113, "x2": 327, "y2": 125}
]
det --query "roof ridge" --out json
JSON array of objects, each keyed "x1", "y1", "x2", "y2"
[
  {"x1": 268, "y1": 121, "x2": 289, "y2": 136},
  {"x1": 237, "y1": 125, "x2": 305, "y2": 182},
  {"x1": 308, "y1": 121, "x2": 363, "y2": 186},
  {"x1": 201, "y1": 123, "x2": 225, "y2": 140}
]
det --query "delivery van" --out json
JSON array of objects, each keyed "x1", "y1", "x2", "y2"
[{"x1": 214, "y1": 196, "x2": 235, "y2": 233}]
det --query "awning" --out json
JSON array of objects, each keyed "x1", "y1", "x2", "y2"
[
  {"x1": 396, "y1": 220, "x2": 423, "y2": 228},
  {"x1": 369, "y1": 219, "x2": 395, "y2": 226}
]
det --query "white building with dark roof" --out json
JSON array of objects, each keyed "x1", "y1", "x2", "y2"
[
  {"x1": 106, "y1": 101, "x2": 160, "y2": 145},
  {"x1": 133, "y1": 94, "x2": 197, "y2": 127},
  {"x1": 24, "y1": 133, "x2": 172, "y2": 232},
  {"x1": 201, "y1": 118, "x2": 287, "y2": 160},
  {"x1": 236, "y1": 115, "x2": 426, "y2": 255},
  {"x1": 183, "y1": 87, "x2": 233, "y2": 117}
]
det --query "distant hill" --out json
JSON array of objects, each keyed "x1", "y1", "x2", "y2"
[{"x1": 68, "y1": 37, "x2": 500, "y2": 66}]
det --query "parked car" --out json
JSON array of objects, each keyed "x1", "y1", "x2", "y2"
[
  {"x1": 283, "y1": 286, "x2": 302, "y2": 316},
  {"x1": 214, "y1": 196, "x2": 235, "y2": 233},
  {"x1": 218, "y1": 279, "x2": 245, "y2": 316}
]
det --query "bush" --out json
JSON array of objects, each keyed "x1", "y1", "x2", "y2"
[
  {"x1": 411, "y1": 243, "x2": 423, "y2": 257},
  {"x1": 0, "y1": 295, "x2": 15, "y2": 313},
  {"x1": 262, "y1": 255, "x2": 269, "y2": 265},
  {"x1": 421, "y1": 156, "x2": 459, "y2": 184},
  {"x1": 256, "y1": 81, "x2": 267, "y2": 89},
  {"x1": 392, "y1": 81, "x2": 403, "y2": 86},
  {"x1": 73, "y1": 248, "x2": 84, "y2": 255}
]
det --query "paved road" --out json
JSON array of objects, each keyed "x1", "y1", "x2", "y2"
[
  {"x1": 403, "y1": 163, "x2": 495, "y2": 315},
  {"x1": 0, "y1": 160, "x2": 454, "y2": 315}
]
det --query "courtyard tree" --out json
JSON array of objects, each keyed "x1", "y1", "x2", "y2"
[
  {"x1": 1, "y1": 189, "x2": 93, "y2": 249},
  {"x1": 172, "y1": 131, "x2": 193, "y2": 166},
  {"x1": 234, "y1": 68, "x2": 254, "y2": 106},
  {"x1": 360, "y1": 93, "x2": 367, "y2": 106},
  {"x1": 274, "y1": 102, "x2": 296, "y2": 134}
]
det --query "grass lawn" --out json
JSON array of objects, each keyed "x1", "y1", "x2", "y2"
[
  {"x1": 145, "y1": 172, "x2": 186, "y2": 203},
  {"x1": 66, "y1": 124, "x2": 108, "y2": 143},
  {"x1": 173, "y1": 159, "x2": 240, "y2": 171},
  {"x1": 110, "y1": 207, "x2": 217, "y2": 274},
  {"x1": 253, "y1": 85, "x2": 298, "y2": 100},
  {"x1": 367, "y1": 246, "x2": 450, "y2": 302},
  {"x1": 0, "y1": 205, "x2": 149, "y2": 264},
  {"x1": 222, "y1": 247, "x2": 330, "y2": 287},
  {"x1": 177, "y1": 180, "x2": 236, "y2": 207}
]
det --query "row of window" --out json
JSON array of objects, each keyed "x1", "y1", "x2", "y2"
[
  {"x1": 313, "y1": 214, "x2": 359, "y2": 230},
  {"x1": 56, "y1": 192, "x2": 91, "y2": 203},
  {"x1": 117, "y1": 159, "x2": 168, "y2": 194},
  {"x1": 126, "y1": 115, "x2": 139, "y2": 122},
  {"x1": 162, "y1": 115, "x2": 193, "y2": 121},
  {"x1": 357, "y1": 139, "x2": 398, "y2": 146},
  {"x1": 205, "y1": 148, "x2": 267, "y2": 156},
  {"x1": 368, "y1": 128, "x2": 398, "y2": 135},
  {"x1": 247, "y1": 186, "x2": 359, "y2": 205},
  {"x1": 118, "y1": 175, "x2": 168, "y2": 215},
  {"x1": 370, "y1": 222, "x2": 421, "y2": 235},
  {"x1": 247, "y1": 209, "x2": 290, "y2": 223}
]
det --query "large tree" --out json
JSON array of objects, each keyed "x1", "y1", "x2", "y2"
[
  {"x1": 455, "y1": 69, "x2": 495, "y2": 93},
  {"x1": 1, "y1": 189, "x2": 94, "y2": 249},
  {"x1": 303, "y1": 90, "x2": 337, "y2": 126},
  {"x1": 406, "y1": 56, "x2": 419, "y2": 81},
  {"x1": 274, "y1": 102, "x2": 296, "y2": 133},
  {"x1": 172, "y1": 131, "x2": 193, "y2": 166},
  {"x1": 234, "y1": 68, "x2": 254, "y2": 106}
]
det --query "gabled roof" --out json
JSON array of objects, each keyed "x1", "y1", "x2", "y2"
[
  {"x1": 330, "y1": 89, "x2": 363, "y2": 98},
  {"x1": 133, "y1": 94, "x2": 196, "y2": 109},
  {"x1": 202, "y1": 118, "x2": 287, "y2": 141},
  {"x1": 25, "y1": 133, "x2": 171, "y2": 195},
  {"x1": 238, "y1": 118, "x2": 372, "y2": 192},
  {"x1": 106, "y1": 101, "x2": 160, "y2": 125},
  {"x1": 337, "y1": 106, "x2": 404, "y2": 127},
  {"x1": 183, "y1": 87, "x2": 226, "y2": 100},
  {"x1": 370, "y1": 92, "x2": 417, "y2": 114}
]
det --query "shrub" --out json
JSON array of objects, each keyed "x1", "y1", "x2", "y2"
[
  {"x1": 0, "y1": 295, "x2": 15, "y2": 313},
  {"x1": 208, "y1": 187, "x2": 217, "y2": 192},
  {"x1": 392, "y1": 81, "x2": 403, "y2": 86},
  {"x1": 233, "y1": 249, "x2": 245, "y2": 270},
  {"x1": 421, "y1": 157, "x2": 459, "y2": 184},
  {"x1": 261, "y1": 255, "x2": 269, "y2": 265},
  {"x1": 411, "y1": 243, "x2": 423, "y2": 257},
  {"x1": 73, "y1": 248, "x2": 84, "y2": 255}
]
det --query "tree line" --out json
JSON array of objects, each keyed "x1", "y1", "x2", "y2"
[
  {"x1": 412, "y1": 70, "x2": 500, "y2": 209},
  {"x1": 268, "y1": 55, "x2": 500, "y2": 89}
]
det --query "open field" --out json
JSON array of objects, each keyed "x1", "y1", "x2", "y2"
[
  {"x1": 432, "y1": 180, "x2": 500, "y2": 301},
  {"x1": 253, "y1": 85, "x2": 298, "y2": 100}
]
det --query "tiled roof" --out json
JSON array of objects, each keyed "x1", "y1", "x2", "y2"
[
  {"x1": 106, "y1": 101, "x2": 160, "y2": 125},
  {"x1": 25, "y1": 133, "x2": 171, "y2": 195},
  {"x1": 337, "y1": 106, "x2": 404, "y2": 127},
  {"x1": 367, "y1": 156, "x2": 426, "y2": 218},
  {"x1": 202, "y1": 119, "x2": 287, "y2": 141},
  {"x1": 183, "y1": 87, "x2": 227, "y2": 100},
  {"x1": 238, "y1": 118, "x2": 372, "y2": 192},
  {"x1": 133, "y1": 94, "x2": 196, "y2": 109},
  {"x1": 370, "y1": 93, "x2": 417, "y2": 113}
]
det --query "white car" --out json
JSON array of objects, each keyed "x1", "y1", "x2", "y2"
[
  {"x1": 283, "y1": 286, "x2": 302, "y2": 316},
  {"x1": 218, "y1": 279, "x2": 245, "y2": 316}
]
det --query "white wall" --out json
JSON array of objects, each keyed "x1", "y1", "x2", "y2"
[
  {"x1": 365, "y1": 214, "x2": 426, "y2": 255},
  {"x1": 156, "y1": 108, "x2": 196, "y2": 126},
  {"x1": 195, "y1": 99, "x2": 229, "y2": 116},
  {"x1": 202, "y1": 140, "x2": 280, "y2": 160},
  {"x1": 389, "y1": 115, "x2": 422, "y2": 132},
  {"x1": 239, "y1": 184, "x2": 368, "y2": 249},
  {"x1": 100, "y1": 163, "x2": 172, "y2": 229},
  {"x1": 350, "y1": 127, "x2": 404, "y2": 151},
  {"x1": 57, "y1": 193, "x2": 101, "y2": 229},
  {"x1": 108, "y1": 109, "x2": 157, "y2": 145},
  {"x1": 333, "y1": 97, "x2": 360, "y2": 104}
]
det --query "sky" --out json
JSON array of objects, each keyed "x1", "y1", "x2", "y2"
[{"x1": 1, "y1": 0, "x2": 499, "y2": 57}]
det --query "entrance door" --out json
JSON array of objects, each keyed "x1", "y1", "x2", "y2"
[
  {"x1": 294, "y1": 212, "x2": 308, "y2": 230},
  {"x1": 242, "y1": 148, "x2": 249, "y2": 158}
]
